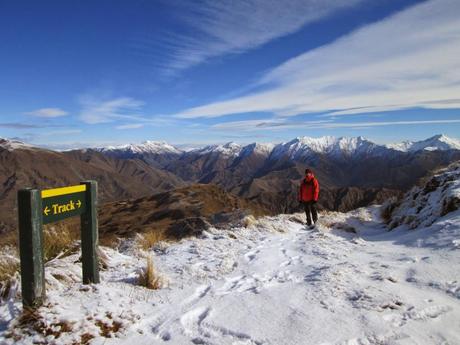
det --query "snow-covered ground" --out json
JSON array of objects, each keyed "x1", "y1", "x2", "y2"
[{"x1": 1, "y1": 203, "x2": 459, "y2": 345}]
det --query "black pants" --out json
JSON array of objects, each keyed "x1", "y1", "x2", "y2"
[{"x1": 303, "y1": 201, "x2": 318, "y2": 226}]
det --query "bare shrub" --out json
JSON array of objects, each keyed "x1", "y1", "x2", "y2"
[
  {"x1": 441, "y1": 196, "x2": 460, "y2": 216},
  {"x1": 380, "y1": 196, "x2": 401, "y2": 224},
  {"x1": 137, "y1": 255, "x2": 163, "y2": 290}
]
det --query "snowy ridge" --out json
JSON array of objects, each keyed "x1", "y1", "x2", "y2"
[
  {"x1": 238, "y1": 142, "x2": 275, "y2": 158},
  {"x1": 270, "y1": 135, "x2": 386, "y2": 160},
  {"x1": 191, "y1": 142, "x2": 243, "y2": 157},
  {"x1": 0, "y1": 138, "x2": 34, "y2": 151},
  {"x1": 387, "y1": 134, "x2": 460, "y2": 152},
  {"x1": 97, "y1": 140, "x2": 183, "y2": 155},
  {"x1": 387, "y1": 161, "x2": 460, "y2": 231}
]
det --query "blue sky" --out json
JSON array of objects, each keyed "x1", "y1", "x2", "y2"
[{"x1": 1, "y1": 0, "x2": 459, "y2": 149}]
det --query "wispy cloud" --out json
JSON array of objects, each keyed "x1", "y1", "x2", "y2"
[
  {"x1": 138, "y1": 0, "x2": 363, "y2": 74},
  {"x1": 175, "y1": 0, "x2": 460, "y2": 119},
  {"x1": 213, "y1": 118, "x2": 460, "y2": 131},
  {"x1": 79, "y1": 96, "x2": 145, "y2": 124},
  {"x1": 0, "y1": 122, "x2": 43, "y2": 129},
  {"x1": 116, "y1": 123, "x2": 144, "y2": 130},
  {"x1": 25, "y1": 108, "x2": 68, "y2": 117}
]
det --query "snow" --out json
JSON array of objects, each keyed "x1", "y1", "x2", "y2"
[
  {"x1": 388, "y1": 161, "x2": 460, "y2": 232},
  {"x1": 0, "y1": 138, "x2": 34, "y2": 151},
  {"x1": 192, "y1": 142, "x2": 243, "y2": 157},
  {"x1": 270, "y1": 136, "x2": 386, "y2": 160},
  {"x1": 2, "y1": 199, "x2": 460, "y2": 344},
  {"x1": 98, "y1": 141, "x2": 183, "y2": 155},
  {"x1": 387, "y1": 134, "x2": 460, "y2": 152}
]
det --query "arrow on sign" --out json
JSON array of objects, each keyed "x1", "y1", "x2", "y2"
[
  {"x1": 44, "y1": 206, "x2": 50, "y2": 216},
  {"x1": 76, "y1": 200, "x2": 82, "y2": 208}
]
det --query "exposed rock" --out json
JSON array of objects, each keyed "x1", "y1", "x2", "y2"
[{"x1": 166, "y1": 217, "x2": 211, "y2": 239}]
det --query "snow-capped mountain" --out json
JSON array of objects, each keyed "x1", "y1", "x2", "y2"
[
  {"x1": 93, "y1": 134, "x2": 460, "y2": 162},
  {"x1": 97, "y1": 140, "x2": 183, "y2": 155},
  {"x1": 269, "y1": 136, "x2": 388, "y2": 160},
  {"x1": 239, "y1": 142, "x2": 275, "y2": 159},
  {"x1": 387, "y1": 134, "x2": 460, "y2": 152},
  {"x1": 191, "y1": 142, "x2": 243, "y2": 157}
]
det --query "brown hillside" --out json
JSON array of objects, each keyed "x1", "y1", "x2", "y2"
[
  {"x1": 0, "y1": 146, "x2": 184, "y2": 233},
  {"x1": 99, "y1": 184, "x2": 271, "y2": 240}
]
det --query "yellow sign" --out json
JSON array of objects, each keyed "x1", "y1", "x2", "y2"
[
  {"x1": 41, "y1": 185, "x2": 86, "y2": 199},
  {"x1": 43, "y1": 199, "x2": 83, "y2": 216},
  {"x1": 41, "y1": 185, "x2": 87, "y2": 224}
]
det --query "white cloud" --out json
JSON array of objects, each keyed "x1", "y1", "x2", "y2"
[
  {"x1": 79, "y1": 97, "x2": 145, "y2": 124},
  {"x1": 116, "y1": 123, "x2": 144, "y2": 130},
  {"x1": 175, "y1": 0, "x2": 460, "y2": 119},
  {"x1": 213, "y1": 118, "x2": 460, "y2": 131},
  {"x1": 25, "y1": 108, "x2": 68, "y2": 117},
  {"x1": 141, "y1": 0, "x2": 363, "y2": 73}
]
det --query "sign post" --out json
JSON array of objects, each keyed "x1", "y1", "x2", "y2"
[
  {"x1": 17, "y1": 181, "x2": 100, "y2": 309},
  {"x1": 80, "y1": 181, "x2": 99, "y2": 284},
  {"x1": 18, "y1": 189, "x2": 45, "y2": 309}
]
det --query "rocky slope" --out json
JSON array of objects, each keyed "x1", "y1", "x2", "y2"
[{"x1": 384, "y1": 161, "x2": 460, "y2": 230}]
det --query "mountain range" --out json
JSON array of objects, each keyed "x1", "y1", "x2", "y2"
[{"x1": 1, "y1": 134, "x2": 459, "y2": 233}]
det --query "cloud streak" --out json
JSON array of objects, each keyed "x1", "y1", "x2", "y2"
[
  {"x1": 175, "y1": 0, "x2": 460, "y2": 119},
  {"x1": 116, "y1": 123, "x2": 144, "y2": 130},
  {"x1": 79, "y1": 96, "x2": 146, "y2": 124},
  {"x1": 139, "y1": 0, "x2": 363, "y2": 74},
  {"x1": 0, "y1": 123, "x2": 44, "y2": 129},
  {"x1": 213, "y1": 118, "x2": 460, "y2": 132},
  {"x1": 25, "y1": 108, "x2": 68, "y2": 117}
]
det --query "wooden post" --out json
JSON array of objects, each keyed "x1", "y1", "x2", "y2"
[
  {"x1": 80, "y1": 181, "x2": 100, "y2": 284},
  {"x1": 18, "y1": 189, "x2": 45, "y2": 308}
]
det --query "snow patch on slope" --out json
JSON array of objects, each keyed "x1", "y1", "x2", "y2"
[
  {"x1": 0, "y1": 138, "x2": 34, "y2": 151},
  {"x1": 388, "y1": 161, "x2": 460, "y2": 231}
]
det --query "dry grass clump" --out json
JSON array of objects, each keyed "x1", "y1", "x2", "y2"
[
  {"x1": 136, "y1": 230, "x2": 166, "y2": 251},
  {"x1": 137, "y1": 255, "x2": 163, "y2": 290},
  {"x1": 43, "y1": 223, "x2": 79, "y2": 262},
  {"x1": 0, "y1": 249, "x2": 20, "y2": 300},
  {"x1": 242, "y1": 215, "x2": 257, "y2": 228}
]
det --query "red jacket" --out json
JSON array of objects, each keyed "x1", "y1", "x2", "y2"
[{"x1": 298, "y1": 174, "x2": 319, "y2": 202}]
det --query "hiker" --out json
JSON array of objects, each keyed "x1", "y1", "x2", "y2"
[{"x1": 298, "y1": 168, "x2": 320, "y2": 228}]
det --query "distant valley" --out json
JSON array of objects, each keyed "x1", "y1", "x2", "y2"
[{"x1": 1, "y1": 134, "x2": 460, "y2": 234}]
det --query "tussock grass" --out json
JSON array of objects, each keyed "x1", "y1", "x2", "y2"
[
  {"x1": 137, "y1": 255, "x2": 163, "y2": 290},
  {"x1": 136, "y1": 230, "x2": 166, "y2": 251},
  {"x1": 0, "y1": 249, "x2": 20, "y2": 300},
  {"x1": 43, "y1": 223, "x2": 79, "y2": 262},
  {"x1": 242, "y1": 215, "x2": 257, "y2": 228}
]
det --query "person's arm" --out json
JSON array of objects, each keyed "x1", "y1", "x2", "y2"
[{"x1": 313, "y1": 178, "x2": 320, "y2": 202}]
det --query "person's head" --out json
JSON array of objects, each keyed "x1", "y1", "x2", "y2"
[{"x1": 305, "y1": 168, "x2": 313, "y2": 177}]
